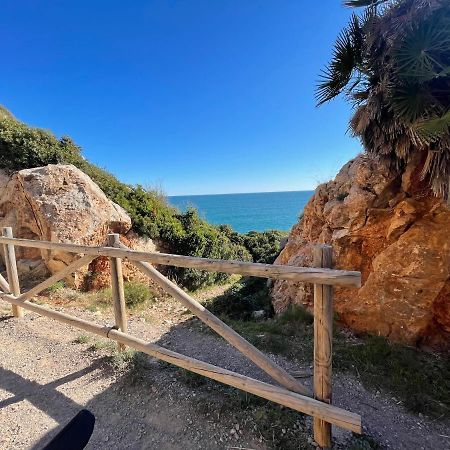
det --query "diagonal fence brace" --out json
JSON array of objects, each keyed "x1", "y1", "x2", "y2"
[{"x1": 116, "y1": 241, "x2": 312, "y2": 397}]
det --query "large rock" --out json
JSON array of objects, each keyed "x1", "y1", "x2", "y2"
[
  {"x1": 0, "y1": 164, "x2": 132, "y2": 286},
  {"x1": 272, "y1": 153, "x2": 450, "y2": 349}
]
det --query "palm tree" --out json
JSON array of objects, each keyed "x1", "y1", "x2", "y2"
[{"x1": 316, "y1": 0, "x2": 450, "y2": 201}]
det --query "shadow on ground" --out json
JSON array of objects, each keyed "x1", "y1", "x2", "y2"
[
  {"x1": 1, "y1": 308, "x2": 447, "y2": 450},
  {"x1": 0, "y1": 312, "x2": 314, "y2": 450}
]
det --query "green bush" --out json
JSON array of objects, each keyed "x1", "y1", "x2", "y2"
[
  {"x1": 0, "y1": 119, "x2": 82, "y2": 171},
  {"x1": 96, "y1": 282, "x2": 151, "y2": 308},
  {"x1": 218, "y1": 226, "x2": 287, "y2": 264},
  {"x1": 44, "y1": 280, "x2": 65, "y2": 293},
  {"x1": 242, "y1": 230, "x2": 287, "y2": 264},
  {"x1": 123, "y1": 282, "x2": 151, "y2": 307},
  {"x1": 164, "y1": 208, "x2": 252, "y2": 289}
]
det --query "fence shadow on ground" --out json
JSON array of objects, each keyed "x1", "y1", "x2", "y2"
[{"x1": 2, "y1": 318, "x2": 281, "y2": 450}]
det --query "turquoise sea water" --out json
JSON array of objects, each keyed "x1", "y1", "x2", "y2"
[{"x1": 168, "y1": 191, "x2": 314, "y2": 234}]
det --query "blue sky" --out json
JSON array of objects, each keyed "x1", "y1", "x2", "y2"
[{"x1": 1, "y1": 1, "x2": 361, "y2": 195}]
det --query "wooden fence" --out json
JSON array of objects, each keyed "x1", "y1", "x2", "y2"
[{"x1": 0, "y1": 227, "x2": 362, "y2": 448}]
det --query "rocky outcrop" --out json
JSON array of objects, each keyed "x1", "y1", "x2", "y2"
[
  {"x1": 84, "y1": 234, "x2": 157, "y2": 290},
  {"x1": 272, "y1": 153, "x2": 450, "y2": 349},
  {"x1": 0, "y1": 165, "x2": 135, "y2": 287}
]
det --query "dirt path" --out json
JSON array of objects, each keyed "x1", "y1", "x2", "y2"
[{"x1": 0, "y1": 296, "x2": 449, "y2": 450}]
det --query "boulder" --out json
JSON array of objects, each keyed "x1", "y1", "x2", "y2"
[
  {"x1": 272, "y1": 153, "x2": 450, "y2": 349},
  {"x1": 0, "y1": 164, "x2": 133, "y2": 287}
]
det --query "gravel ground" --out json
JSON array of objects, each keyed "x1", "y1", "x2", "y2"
[{"x1": 0, "y1": 296, "x2": 449, "y2": 450}]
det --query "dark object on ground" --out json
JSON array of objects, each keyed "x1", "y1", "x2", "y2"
[{"x1": 42, "y1": 409, "x2": 95, "y2": 450}]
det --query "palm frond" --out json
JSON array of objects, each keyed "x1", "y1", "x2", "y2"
[
  {"x1": 316, "y1": 14, "x2": 364, "y2": 105},
  {"x1": 413, "y1": 110, "x2": 450, "y2": 144},
  {"x1": 348, "y1": 13, "x2": 364, "y2": 57},
  {"x1": 344, "y1": 0, "x2": 390, "y2": 7},
  {"x1": 390, "y1": 83, "x2": 436, "y2": 121},
  {"x1": 395, "y1": 17, "x2": 450, "y2": 82},
  {"x1": 316, "y1": 31, "x2": 357, "y2": 105}
]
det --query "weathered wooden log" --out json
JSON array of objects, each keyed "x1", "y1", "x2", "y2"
[
  {"x1": 120, "y1": 241, "x2": 312, "y2": 397},
  {"x1": 313, "y1": 245, "x2": 334, "y2": 448},
  {"x1": 18, "y1": 255, "x2": 94, "y2": 301},
  {"x1": 0, "y1": 236, "x2": 361, "y2": 287},
  {"x1": 0, "y1": 273, "x2": 10, "y2": 293},
  {"x1": 0, "y1": 291, "x2": 361, "y2": 433},
  {"x1": 108, "y1": 234, "x2": 127, "y2": 351},
  {"x1": 2, "y1": 228, "x2": 23, "y2": 318}
]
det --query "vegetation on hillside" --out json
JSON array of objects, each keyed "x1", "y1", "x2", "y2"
[
  {"x1": 218, "y1": 226, "x2": 288, "y2": 264},
  {"x1": 0, "y1": 109, "x2": 286, "y2": 289},
  {"x1": 317, "y1": 0, "x2": 450, "y2": 200}
]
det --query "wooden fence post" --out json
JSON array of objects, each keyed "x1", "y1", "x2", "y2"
[
  {"x1": 2, "y1": 227, "x2": 23, "y2": 318},
  {"x1": 108, "y1": 233, "x2": 127, "y2": 351},
  {"x1": 313, "y1": 244, "x2": 333, "y2": 448}
]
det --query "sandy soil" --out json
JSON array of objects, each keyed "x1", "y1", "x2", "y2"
[{"x1": 0, "y1": 293, "x2": 449, "y2": 450}]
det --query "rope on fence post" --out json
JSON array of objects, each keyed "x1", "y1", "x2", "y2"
[
  {"x1": 313, "y1": 244, "x2": 333, "y2": 449},
  {"x1": 2, "y1": 227, "x2": 23, "y2": 318},
  {"x1": 108, "y1": 233, "x2": 127, "y2": 351}
]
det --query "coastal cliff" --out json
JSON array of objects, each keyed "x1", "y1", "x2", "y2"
[{"x1": 272, "y1": 153, "x2": 450, "y2": 348}]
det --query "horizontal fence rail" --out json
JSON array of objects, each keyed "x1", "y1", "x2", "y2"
[{"x1": 0, "y1": 236, "x2": 361, "y2": 287}]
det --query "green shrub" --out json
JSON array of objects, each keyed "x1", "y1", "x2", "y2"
[
  {"x1": 0, "y1": 119, "x2": 82, "y2": 171},
  {"x1": 107, "y1": 348, "x2": 138, "y2": 370},
  {"x1": 205, "y1": 277, "x2": 273, "y2": 320},
  {"x1": 242, "y1": 230, "x2": 287, "y2": 264},
  {"x1": 123, "y1": 282, "x2": 150, "y2": 307},
  {"x1": 96, "y1": 282, "x2": 151, "y2": 308},
  {"x1": 218, "y1": 226, "x2": 287, "y2": 264},
  {"x1": 165, "y1": 209, "x2": 252, "y2": 289},
  {"x1": 74, "y1": 334, "x2": 91, "y2": 344},
  {"x1": 44, "y1": 280, "x2": 65, "y2": 293}
]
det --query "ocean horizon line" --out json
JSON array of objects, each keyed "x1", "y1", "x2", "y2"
[
  {"x1": 168, "y1": 189, "x2": 315, "y2": 198},
  {"x1": 168, "y1": 190, "x2": 314, "y2": 233}
]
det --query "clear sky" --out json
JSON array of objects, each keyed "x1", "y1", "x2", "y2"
[{"x1": 1, "y1": 1, "x2": 361, "y2": 195}]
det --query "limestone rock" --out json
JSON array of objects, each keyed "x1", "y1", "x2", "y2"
[
  {"x1": 272, "y1": 153, "x2": 450, "y2": 349},
  {"x1": 0, "y1": 164, "x2": 133, "y2": 287}
]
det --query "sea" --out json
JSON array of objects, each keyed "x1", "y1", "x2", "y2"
[{"x1": 168, "y1": 191, "x2": 314, "y2": 234}]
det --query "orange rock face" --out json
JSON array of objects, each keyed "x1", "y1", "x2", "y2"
[
  {"x1": 83, "y1": 233, "x2": 158, "y2": 290},
  {"x1": 272, "y1": 154, "x2": 450, "y2": 349}
]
